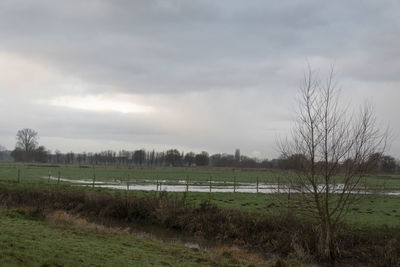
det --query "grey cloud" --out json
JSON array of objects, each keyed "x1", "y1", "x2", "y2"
[
  {"x1": 0, "y1": 0, "x2": 399, "y2": 158},
  {"x1": 1, "y1": 0, "x2": 397, "y2": 94}
]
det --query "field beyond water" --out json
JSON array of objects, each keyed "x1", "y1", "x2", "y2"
[
  {"x1": 0, "y1": 163, "x2": 400, "y2": 266},
  {"x1": 1, "y1": 162, "x2": 400, "y2": 188}
]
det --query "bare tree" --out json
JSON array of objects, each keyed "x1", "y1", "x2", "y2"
[
  {"x1": 279, "y1": 67, "x2": 387, "y2": 260},
  {"x1": 16, "y1": 128, "x2": 38, "y2": 162}
]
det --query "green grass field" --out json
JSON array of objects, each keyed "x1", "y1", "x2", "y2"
[
  {"x1": 1, "y1": 163, "x2": 399, "y2": 227},
  {"x1": 0, "y1": 163, "x2": 284, "y2": 183},
  {"x1": 0, "y1": 208, "x2": 265, "y2": 266},
  {"x1": 1, "y1": 163, "x2": 399, "y2": 188},
  {"x1": 124, "y1": 190, "x2": 400, "y2": 227}
]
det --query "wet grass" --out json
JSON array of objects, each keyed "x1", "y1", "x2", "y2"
[{"x1": 0, "y1": 208, "x2": 264, "y2": 267}]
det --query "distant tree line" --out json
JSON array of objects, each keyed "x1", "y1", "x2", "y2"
[
  {"x1": 0, "y1": 145, "x2": 13, "y2": 161},
  {"x1": 44, "y1": 149, "x2": 211, "y2": 167},
  {"x1": 11, "y1": 147, "x2": 400, "y2": 173},
  {"x1": 277, "y1": 152, "x2": 399, "y2": 174},
  {"x1": 5, "y1": 128, "x2": 400, "y2": 173}
]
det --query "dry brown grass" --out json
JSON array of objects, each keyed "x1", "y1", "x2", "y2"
[
  {"x1": 289, "y1": 233, "x2": 312, "y2": 262},
  {"x1": 212, "y1": 245, "x2": 266, "y2": 264},
  {"x1": 46, "y1": 210, "x2": 128, "y2": 235}
]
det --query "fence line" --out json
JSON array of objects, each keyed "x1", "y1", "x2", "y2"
[{"x1": 2, "y1": 166, "x2": 396, "y2": 196}]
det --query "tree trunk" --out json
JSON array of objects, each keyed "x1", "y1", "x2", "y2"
[{"x1": 321, "y1": 219, "x2": 336, "y2": 261}]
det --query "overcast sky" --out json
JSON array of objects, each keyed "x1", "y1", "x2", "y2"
[{"x1": 0, "y1": 0, "x2": 399, "y2": 159}]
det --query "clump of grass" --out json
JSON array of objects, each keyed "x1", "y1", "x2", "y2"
[
  {"x1": 213, "y1": 245, "x2": 265, "y2": 263},
  {"x1": 46, "y1": 210, "x2": 129, "y2": 235}
]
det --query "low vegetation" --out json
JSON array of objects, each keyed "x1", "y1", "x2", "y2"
[{"x1": 0, "y1": 182, "x2": 399, "y2": 266}]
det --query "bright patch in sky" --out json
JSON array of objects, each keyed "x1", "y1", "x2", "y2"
[{"x1": 49, "y1": 95, "x2": 154, "y2": 114}]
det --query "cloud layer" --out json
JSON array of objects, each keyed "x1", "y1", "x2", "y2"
[{"x1": 0, "y1": 0, "x2": 399, "y2": 158}]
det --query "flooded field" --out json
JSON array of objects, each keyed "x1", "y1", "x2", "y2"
[{"x1": 44, "y1": 176, "x2": 400, "y2": 195}]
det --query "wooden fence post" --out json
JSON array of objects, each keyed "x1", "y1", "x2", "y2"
[
  {"x1": 57, "y1": 170, "x2": 60, "y2": 185},
  {"x1": 92, "y1": 166, "x2": 96, "y2": 188},
  {"x1": 256, "y1": 176, "x2": 259, "y2": 193},
  {"x1": 209, "y1": 176, "x2": 212, "y2": 193},
  {"x1": 186, "y1": 175, "x2": 189, "y2": 192},
  {"x1": 364, "y1": 177, "x2": 367, "y2": 195},
  {"x1": 17, "y1": 169, "x2": 20, "y2": 183},
  {"x1": 233, "y1": 175, "x2": 236, "y2": 193},
  {"x1": 288, "y1": 182, "x2": 291, "y2": 212},
  {"x1": 277, "y1": 177, "x2": 280, "y2": 193}
]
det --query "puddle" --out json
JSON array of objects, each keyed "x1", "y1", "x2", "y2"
[{"x1": 42, "y1": 176, "x2": 400, "y2": 195}]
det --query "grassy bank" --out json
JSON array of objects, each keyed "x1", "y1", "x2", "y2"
[
  {"x1": 0, "y1": 183, "x2": 399, "y2": 266},
  {"x1": 0, "y1": 208, "x2": 268, "y2": 266}
]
